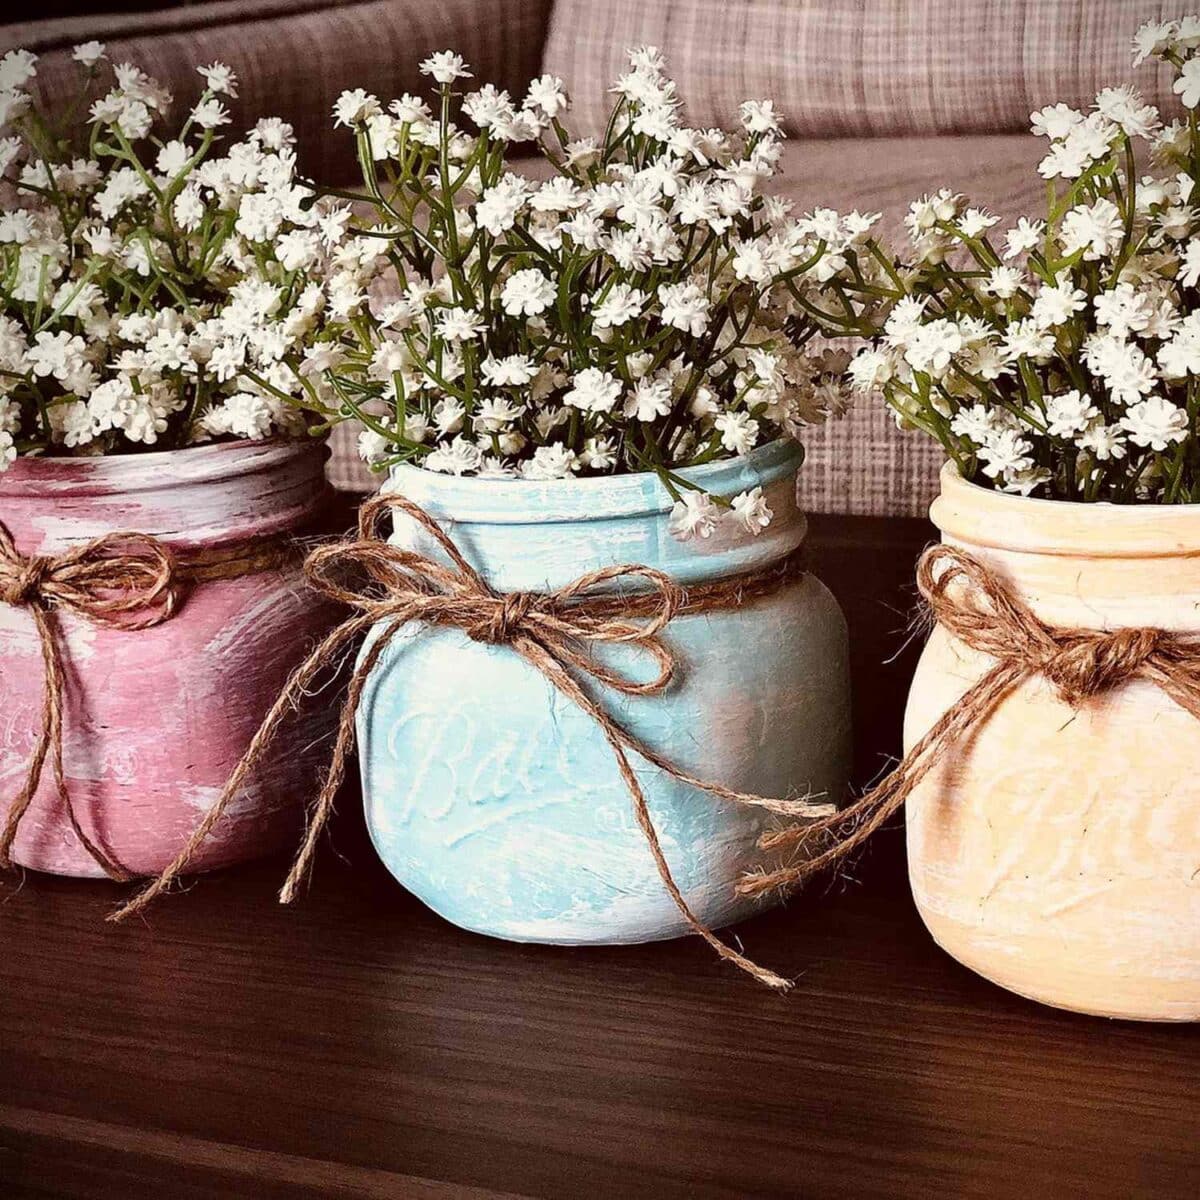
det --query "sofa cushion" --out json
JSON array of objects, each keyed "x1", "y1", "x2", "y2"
[
  {"x1": 329, "y1": 132, "x2": 1047, "y2": 515},
  {"x1": 543, "y1": 0, "x2": 1178, "y2": 140},
  {"x1": 777, "y1": 133, "x2": 1046, "y2": 516},
  {"x1": 1, "y1": 0, "x2": 553, "y2": 184}
]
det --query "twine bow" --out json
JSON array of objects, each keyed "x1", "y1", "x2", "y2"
[
  {"x1": 0, "y1": 522, "x2": 184, "y2": 880},
  {"x1": 737, "y1": 543, "x2": 1200, "y2": 898},
  {"x1": 114, "y1": 492, "x2": 834, "y2": 989}
]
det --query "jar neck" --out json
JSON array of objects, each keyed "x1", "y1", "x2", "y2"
[
  {"x1": 386, "y1": 455, "x2": 806, "y2": 592},
  {"x1": 0, "y1": 440, "x2": 329, "y2": 553},
  {"x1": 932, "y1": 465, "x2": 1200, "y2": 629}
]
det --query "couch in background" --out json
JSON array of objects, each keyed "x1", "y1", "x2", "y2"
[{"x1": 0, "y1": 0, "x2": 1181, "y2": 515}]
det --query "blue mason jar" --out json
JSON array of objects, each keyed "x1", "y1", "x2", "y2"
[{"x1": 356, "y1": 440, "x2": 851, "y2": 944}]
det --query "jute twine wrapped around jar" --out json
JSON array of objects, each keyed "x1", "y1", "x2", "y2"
[
  {"x1": 736, "y1": 543, "x2": 1200, "y2": 899},
  {"x1": 0, "y1": 522, "x2": 296, "y2": 880}
]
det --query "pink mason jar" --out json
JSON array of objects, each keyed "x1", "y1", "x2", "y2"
[{"x1": 0, "y1": 439, "x2": 336, "y2": 878}]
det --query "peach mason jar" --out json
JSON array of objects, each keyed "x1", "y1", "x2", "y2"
[
  {"x1": 904, "y1": 464, "x2": 1200, "y2": 1021},
  {"x1": 0, "y1": 439, "x2": 336, "y2": 879}
]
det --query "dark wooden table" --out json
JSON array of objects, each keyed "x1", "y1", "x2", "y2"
[{"x1": 2, "y1": 514, "x2": 1197, "y2": 1200}]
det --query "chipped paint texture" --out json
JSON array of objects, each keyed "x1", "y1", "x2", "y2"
[
  {"x1": 905, "y1": 464, "x2": 1200, "y2": 1021},
  {"x1": 0, "y1": 440, "x2": 338, "y2": 878},
  {"x1": 356, "y1": 441, "x2": 852, "y2": 945}
]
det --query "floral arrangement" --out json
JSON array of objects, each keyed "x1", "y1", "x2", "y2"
[
  {"x1": 847, "y1": 16, "x2": 1200, "y2": 503},
  {"x1": 319, "y1": 48, "x2": 874, "y2": 536},
  {"x1": 0, "y1": 44, "x2": 345, "y2": 470}
]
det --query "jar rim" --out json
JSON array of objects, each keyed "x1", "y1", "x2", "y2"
[
  {"x1": 384, "y1": 438, "x2": 803, "y2": 524},
  {"x1": 933, "y1": 462, "x2": 1200, "y2": 558},
  {"x1": 0, "y1": 437, "x2": 327, "y2": 498}
]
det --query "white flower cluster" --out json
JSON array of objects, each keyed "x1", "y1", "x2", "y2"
[
  {"x1": 847, "y1": 17, "x2": 1200, "y2": 503},
  {"x1": 326, "y1": 47, "x2": 876, "y2": 534},
  {"x1": 0, "y1": 48, "x2": 342, "y2": 467}
]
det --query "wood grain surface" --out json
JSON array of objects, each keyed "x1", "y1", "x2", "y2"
[{"x1": 1, "y1": 512, "x2": 1197, "y2": 1200}]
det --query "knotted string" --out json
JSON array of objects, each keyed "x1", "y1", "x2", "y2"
[
  {"x1": 0, "y1": 523, "x2": 184, "y2": 880},
  {"x1": 113, "y1": 492, "x2": 834, "y2": 990},
  {"x1": 736, "y1": 543, "x2": 1200, "y2": 899},
  {"x1": 0, "y1": 523, "x2": 299, "y2": 881}
]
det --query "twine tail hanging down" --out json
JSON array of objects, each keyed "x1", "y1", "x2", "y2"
[
  {"x1": 735, "y1": 543, "x2": 1200, "y2": 901},
  {"x1": 0, "y1": 524, "x2": 185, "y2": 881},
  {"x1": 111, "y1": 492, "x2": 837, "y2": 991}
]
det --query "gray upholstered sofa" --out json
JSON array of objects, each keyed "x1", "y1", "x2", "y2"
[{"x1": 1, "y1": 0, "x2": 1181, "y2": 514}]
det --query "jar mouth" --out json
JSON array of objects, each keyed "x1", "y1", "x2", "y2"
[
  {"x1": 385, "y1": 438, "x2": 804, "y2": 525},
  {"x1": 0, "y1": 437, "x2": 327, "y2": 498},
  {"x1": 933, "y1": 462, "x2": 1200, "y2": 558}
]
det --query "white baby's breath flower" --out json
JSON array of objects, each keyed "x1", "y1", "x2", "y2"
[
  {"x1": 957, "y1": 208, "x2": 998, "y2": 238},
  {"x1": 0, "y1": 89, "x2": 33, "y2": 129},
  {"x1": 1001, "y1": 318, "x2": 1057, "y2": 364},
  {"x1": 1031, "y1": 280, "x2": 1087, "y2": 329},
  {"x1": 197, "y1": 62, "x2": 238, "y2": 97},
  {"x1": 563, "y1": 367, "x2": 621, "y2": 413},
  {"x1": 730, "y1": 486, "x2": 773, "y2": 535},
  {"x1": 190, "y1": 98, "x2": 231, "y2": 130},
  {"x1": 1121, "y1": 396, "x2": 1189, "y2": 449},
  {"x1": 658, "y1": 281, "x2": 710, "y2": 335},
  {"x1": 525, "y1": 74, "x2": 568, "y2": 118},
  {"x1": 1060, "y1": 197, "x2": 1125, "y2": 260},
  {"x1": 72, "y1": 41, "x2": 107, "y2": 67},
  {"x1": 1031, "y1": 102, "x2": 1083, "y2": 140},
  {"x1": 332, "y1": 88, "x2": 381, "y2": 127},
  {"x1": 977, "y1": 429, "x2": 1035, "y2": 480},
  {"x1": 1003, "y1": 217, "x2": 1045, "y2": 258},
  {"x1": 519, "y1": 444, "x2": 578, "y2": 479},
  {"x1": 624, "y1": 376, "x2": 673, "y2": 422},
  {"x1": 481, "y1": 354, "x2": 536, "y2": 386},
  {"x1": 419, "y1": 51, "x2": 472, "y2": 84},
  {"x1": 902, "y1": 318, "x2": 963, "y2": 377},
  {"x1": 436, "y1": 307, "x2": 486, "y2": 342},
  {"x1": 0, "y1": 50, "x2": 37, "y2": 92},
  {"x1": 1078, "y1": 422, "x2": 1127, "y2": 461},
  {"x1": 1095, "y1": 86, "x2": 1159, "y2": 139},
  {"x1": 1175, "y1": 58, "x2": 1200, "y2": 110},
  {"x1": 669, "y1": 491, "x2": 720, "y2": 541},
  {"x1": 592, "y1": 284, "x2": 646, "y2": 329},
  {"x1": 714, "y1": 410, "x2": 759, "y2": 455},
  {"x1": 739, "y1": 99, "x2": 782, "y2": 135},
  {"x1": 358, "y1": 427, "x2": 391, "y2": 463},
  {"x1": 983, "y1": 265, "x2": 1025, "y2": 299},
  {"x1": 580, "y1": 435, "x2": 617, "y2": 471},
  {"x1": 425, "y1": 434, "x2": 483, "y2": 475},
  {"x1": 500, "y1": 268, "x2": 555, "y2": 317},
  {"x1": 1044, "y1": 390, "x2": 1098, "y2": 438},
  {"x1": 1132, "y1": 20, "x2": 1178, "y2": 67},
  {"x1": 847, "y1": 348, "x2": 896, "y2": 392}
]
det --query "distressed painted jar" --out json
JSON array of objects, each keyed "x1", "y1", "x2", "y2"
[
  {"x1": 0, "y1": 439, "x2": 336, "y2": 878},
  {"x1": 356, "y1": 439, "x2": 851, "y2": 944},
  {"x1": 905, "y1": 464, "x2": 1200, "y2": 1020}
]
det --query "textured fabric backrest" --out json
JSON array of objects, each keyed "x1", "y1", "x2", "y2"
[
  {"x1": 1, "y1": 0, "x2": 553, "y2": 183},
  {"x1": 543, "y1": 0, "x2": 1179, "y2": 139}
]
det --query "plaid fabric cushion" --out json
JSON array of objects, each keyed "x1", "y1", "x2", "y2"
[
  {"x1": 1, "y1": 0, "x2": 553, "y2": 184},
  {"x1": 543, "y1": 0, "x2": 1178, "y2": 139}
]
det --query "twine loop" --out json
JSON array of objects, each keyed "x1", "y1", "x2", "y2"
[
  {"x1": 113, "y1": 491, "x2": 831, "y2": 990},
  {"x1": 737, "y1": 542, "x2": 1200, "y2": 899}
]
